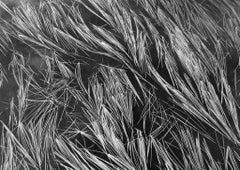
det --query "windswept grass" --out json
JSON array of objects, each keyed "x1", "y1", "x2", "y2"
[{"x1": 0, "y1": 0, "x2": 240, "y2": 169}]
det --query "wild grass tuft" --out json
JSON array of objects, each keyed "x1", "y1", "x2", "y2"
[{"x1": 0, "y1": 0, "x2": 240, "y2": 169}]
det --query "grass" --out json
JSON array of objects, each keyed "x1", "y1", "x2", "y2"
[{"x1": 0, "y1": 0, "x2": 240, "y2": 169}]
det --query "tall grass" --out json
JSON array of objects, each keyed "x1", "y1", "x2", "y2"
[{"x1": 0, "y1": 0, "x2": 240, "y2": 169}]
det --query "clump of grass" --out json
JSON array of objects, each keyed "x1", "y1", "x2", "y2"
[{"x1": 0, "y1": 0, "x2": 240, "y2": 169}]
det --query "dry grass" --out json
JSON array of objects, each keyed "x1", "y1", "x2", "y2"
[{"x1": 0, "y1": 0, "x2": 240, "y2": 169}]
